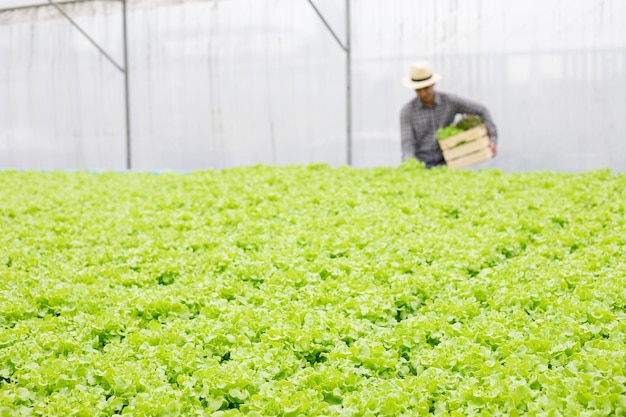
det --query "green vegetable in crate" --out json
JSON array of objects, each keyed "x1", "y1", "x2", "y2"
[
  {"x1": 455, "y1": 115, "x2": 483, "y2": 130},
  {"x1": 435, "y1": 125, "x2": 465, "y2": 141},
  {"x1": 435, "y1": 115, "x2": 484, "y2": 141}
]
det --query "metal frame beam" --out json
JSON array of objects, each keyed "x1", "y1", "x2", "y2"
[
  {"x1": 48, "y1": 0, "x2": 124, "y2": 72},
  {"x1": 0, "y1": 0, "x2": 120, "y2": 14},
  {"x1": 306, "y1": 0, "x2": 352, "y2": 166},
  {"x1": 0, "y1": 0, "x2": 132, "y2": 170}
]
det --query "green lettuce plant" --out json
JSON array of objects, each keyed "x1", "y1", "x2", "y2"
[{"x1": 1, "y1": 163, "x2": 625, "y2": 415}]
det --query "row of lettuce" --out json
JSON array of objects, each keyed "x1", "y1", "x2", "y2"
[{"x1": 1, "y1": 162, "x2": 625, "y2": 416}]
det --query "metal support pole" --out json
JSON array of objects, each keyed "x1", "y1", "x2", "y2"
[
  {"x1": 122, "y1": 0, "x2": 131, "y2": 169},
  {"x1": 306, "y1": 0, "x2": 352, "y2": 166},
  {"x1": 345, "y1": 0, "x2": 351, "y2": 166}
]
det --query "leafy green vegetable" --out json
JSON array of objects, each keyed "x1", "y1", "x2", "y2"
[
  {"x1": 455, "y1": 115, "x2": 483, "y2": 131},
  {"x1": 436, "y1": 115, "x2": 484, "y2": 141},
  {"x1": 435, "y1": 125, "x2": 465, "y2": 140},
  {"x1": 1, "y1": 164, "x2": 625, "y2": 415}
]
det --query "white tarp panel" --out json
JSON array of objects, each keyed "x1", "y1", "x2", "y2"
[
  {"x1": 0, "y1": 1, "x2": 127, "y2": 169},
  {"x1": 1, "y1": 0, "x2": 625, "y2": 171},
  {"x1": 128, "y1": 0, "x2": 346, "y2": 170}
]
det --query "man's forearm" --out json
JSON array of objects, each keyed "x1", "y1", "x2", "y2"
[{"x1": 480, "y1": 110, "x2": 498, "y2": 145}]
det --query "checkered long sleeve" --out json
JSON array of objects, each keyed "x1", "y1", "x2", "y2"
[{"x1": 400, "y1": 92, "x2": 497, "y2": 168}]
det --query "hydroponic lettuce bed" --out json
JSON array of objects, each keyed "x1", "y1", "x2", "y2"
[{"x1": 1, "y1": 162, "x2": 626, "y2": 417}]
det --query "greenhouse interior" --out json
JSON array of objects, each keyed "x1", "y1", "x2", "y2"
[
  {"x1": 2, "y1": 1, "x2": 626, "y2": 416},
  {"x1": 1, "y1": 0, "x2": 624, "y2": 171}
]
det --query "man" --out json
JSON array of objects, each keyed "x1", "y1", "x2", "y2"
[{"x1": 400, "y1": 61, "x2": 498, "y2": 168}]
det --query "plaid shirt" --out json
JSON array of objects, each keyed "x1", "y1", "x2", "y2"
[{"x1": 400, "y1": 91, "x2": 498, "y2": 168}]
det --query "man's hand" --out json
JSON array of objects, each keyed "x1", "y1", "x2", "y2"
[{"x1": 489, "y1": 141, "x2": 497, "y2": 157}]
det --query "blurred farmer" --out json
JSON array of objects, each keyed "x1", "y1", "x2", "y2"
[{"x1": 400, "y1": 61, "x2": 498, "y2": 168}]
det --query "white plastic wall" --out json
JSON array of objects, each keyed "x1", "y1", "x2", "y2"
[
  {"x1": 0, "y1": 2, "x2": 127, "y2": 169},
  {"x1": 0, "y1": 0, "x2": 625, "y2": 171}
]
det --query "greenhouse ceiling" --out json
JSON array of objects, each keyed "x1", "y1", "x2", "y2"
[
  {"x1": 0, "y1": 0, "x2": 96, "y2": 10},
  {"x1": 0, "y1": 0, "x2": 237, "y2": 11}
]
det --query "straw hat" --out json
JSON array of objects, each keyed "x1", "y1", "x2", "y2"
[{"x1": 402, "y1": 61, "x2": 442, "y2": 89}]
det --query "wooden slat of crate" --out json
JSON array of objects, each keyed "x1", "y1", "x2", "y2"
[
  {"x1": 443, "y1": 135, "x2": 490, "y2": 162},
  {"x1": 438, "y1": 124, "x2": 487, "y2": 150},
  {"x1": 447, "y1": 146, "x2": 494, "y2": 169}
]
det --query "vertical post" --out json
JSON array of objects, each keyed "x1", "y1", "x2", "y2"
[
  {"x1": 305, "y1": 0, "x2": 352, "y2": 166},
  {"x1": 122, "y1": 0, "x2": 131, "y2": 170},
  {"x1": 345, "y1": 0, "x2": 352, "y2": 166}
]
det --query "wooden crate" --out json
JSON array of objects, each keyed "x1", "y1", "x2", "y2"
[{"x1": 438, "y1": 124, "x2": 494, "y2": 169}]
